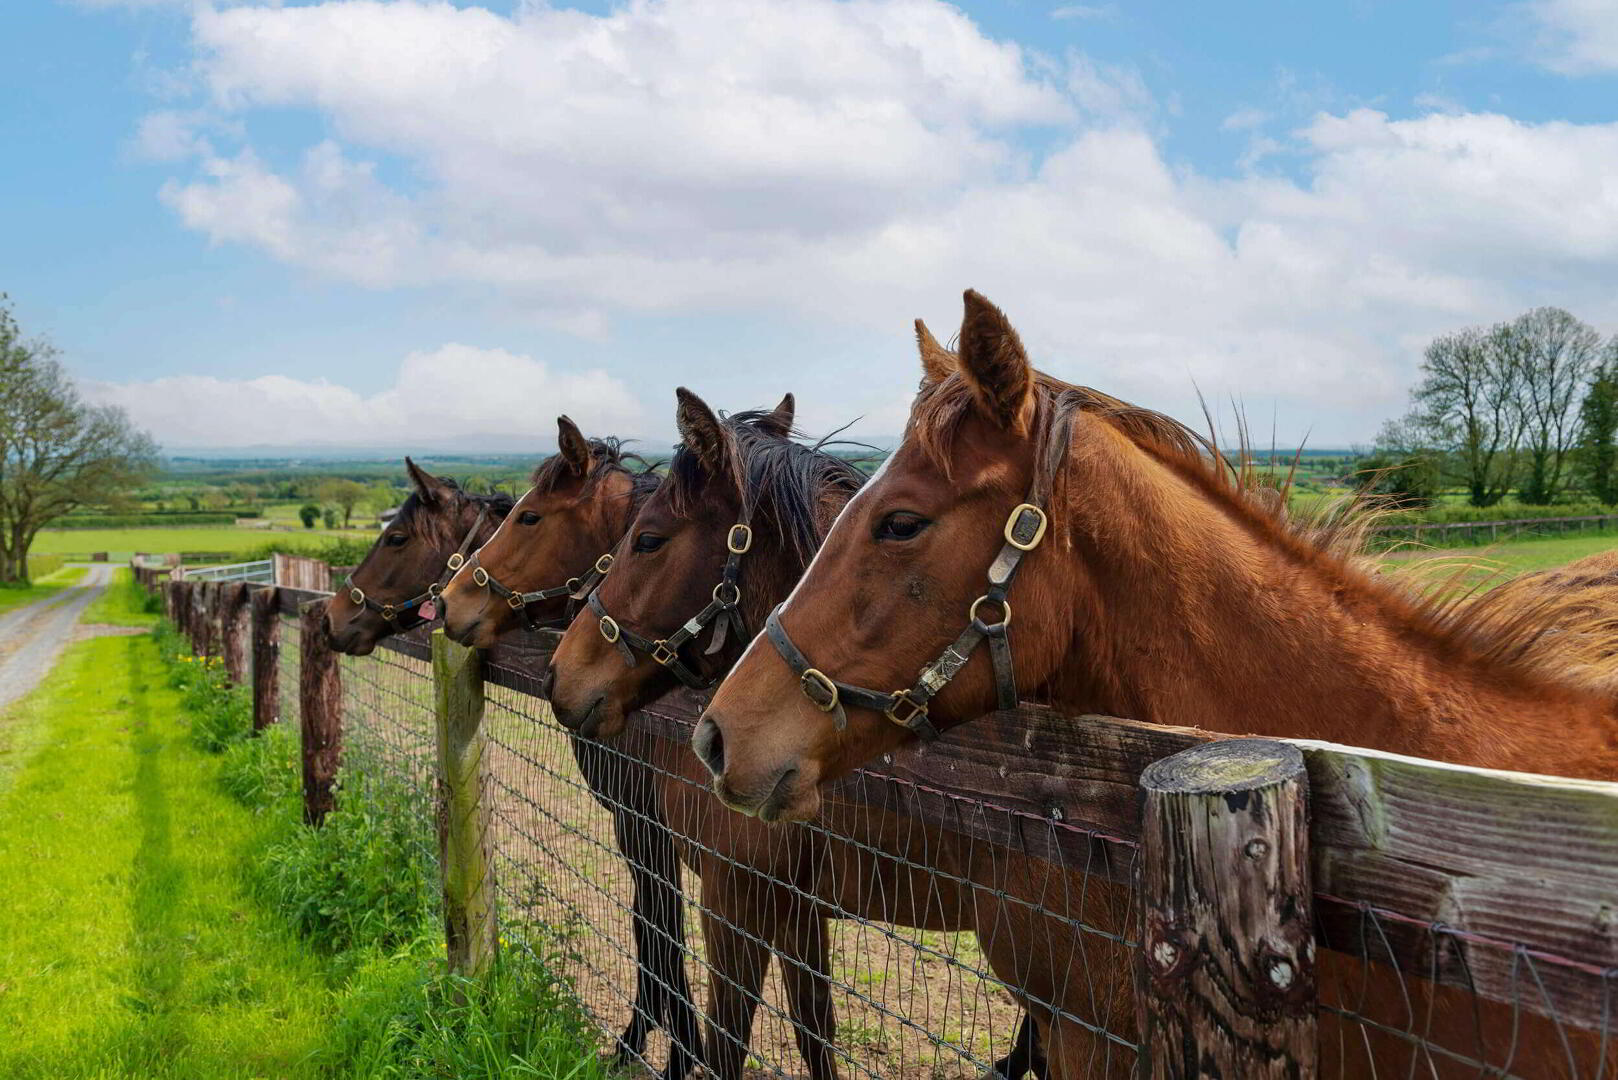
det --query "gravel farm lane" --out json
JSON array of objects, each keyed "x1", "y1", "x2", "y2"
[{"x1": 0, "y1": 563, "x2": 116, "y2": 712}]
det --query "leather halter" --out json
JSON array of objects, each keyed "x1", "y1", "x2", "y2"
[
  {"x1": 765, "y1": 401, "x2": 1078, "y2": 740},
  {"x1": 464, "y1": 550, "x2": 614, "y2": 633},
  {"x1": 589, "y1": 518, "x2": 753, "y2": 690},
  {"x1": 344, "y1": 505, "x2": 490, "y2": 626}
]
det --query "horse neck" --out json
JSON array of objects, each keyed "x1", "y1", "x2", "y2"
[{"x1": 1053, "y1": 427, "x2": 1618, "y2": 777}]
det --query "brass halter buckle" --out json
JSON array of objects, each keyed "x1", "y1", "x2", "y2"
[
  {"x1": 349, "y1": 587, "x2": 365, "y2": 605},
  {"x1": 712, "y1": 581, "x2": 741, "y2": 607},
  {"x1": 884, "y1": 690, "x2": 928, "y2": 728},
  {"x1": 507, "y1": 594, "x2": 527, "y2": 610},
  {"x1": 472, "y1": 566, "x2": 490, "y2": 588},
  {"x1": 1004, "y1": 504, "x2": 1048, "y2": 551},
  {"x1": 969, "y1": 595, "x2": 1011, "y2": 628},
  {"x1": 727, "y1": 524, "x2": 753, "y2": 554},
  {"x1": 595, "y1": 553, "x2": 615, "y2": 574},
  {"x1": 599, "y1": 615, "x2": 621, "y2": 643},
  {"x1": 380, "y1": 604, "x2": 397, "y2": 621},
  {"x1": 651, "y1": 640, "x2": 678, "y2": 667},
  {"x1": 800, "y1": 668, "x2": 839, "y2": 713},
  {"x1": 446, "y1": 552, "x2": 466, "y2": 571}
]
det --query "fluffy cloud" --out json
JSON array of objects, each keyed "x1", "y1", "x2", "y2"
[
  {"x1": 83, "y1": 344, "x2": 644, "y2": 449},
  {"x1": 1523, "y1": 0, "x2": 1618, "y2": 74},
  {"x1": 135, "y1": 0, "x2": 1618, "y2": 441}
]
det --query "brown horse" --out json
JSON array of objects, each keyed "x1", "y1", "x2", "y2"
[
  {"x1": 700, "y1": 290, "x2": 1618, "y2": 1076},
  {"x1": 548, "y1": 390, "x2": 1115, "y2": 1080},
  {"x1": 324, "y1": 457, "x2": 511, "y2": 656}
]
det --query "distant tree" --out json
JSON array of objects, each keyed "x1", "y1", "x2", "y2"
[
  {"x1": 322, "y1": 506, "x2": 338, "y2": 530},
  {"x1": 1353, "y1": 453, "x2": 1441, "y2": 510},
  {"x1": 298, "y1": 504, "x2": 320, "y2": 529},
  {"x1": 1576, "y1": 349, "x2": 1618, "y2": 506},
  {"x1": 200, "y1": 489, "x2": 230, "y2": 512},
  {"x1": 1411, "y1": 326, "x2": 1525, "y2": 507},
  {"x1": 0, "y1": 295, "x2": 158, "y2": 583},
  {"x1": 1502, "y1": 308, "x2": 1602, "y2": 504},
  {"x1": 315, "y1": 478, "x2": 368, "y2": 529}
]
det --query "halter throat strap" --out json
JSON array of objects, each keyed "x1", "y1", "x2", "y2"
[
  {"x1": 765, "y1": 400, "x2": 1077, "y2": 739},
  {"x1": 590, "y1": 519, "x2": 753, "y2": 691},
  {"x1": 345, "y1": 504, "x2": 490, "y2": 626}
]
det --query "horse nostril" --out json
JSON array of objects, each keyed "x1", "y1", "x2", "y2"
[
  {"x1": 537, "y1": 668, "x2": 555, "y2": 701},
  {"x1": 693, "y1": 718, "x2": 725, "y2": 778}
]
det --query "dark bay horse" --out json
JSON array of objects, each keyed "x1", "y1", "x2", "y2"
[
  {"x1": 699, "y1": 290, "x2": 1618, "y2": 1076},
  {"x1": 325, "y1": 444, "x2": 701, "y2": 1080},
  {"x1": 548, "y1": 389, "x2": 1098, "y2": 1080},
  {"x1": 324, "y1": 457, "x2": 511, "y2": 656}
]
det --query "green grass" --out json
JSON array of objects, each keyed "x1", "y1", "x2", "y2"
[
  {"x1": 1389, "y1": 531, "x2": 1618, "y2": 583},
  {"x1": 83, "y1": 567, "x2": 163, "y2": 628},
  {"x1": 0, "y1": 565, "x2": 88, "y2": 616},
  {"x1": 31, "y1": 525, "x2": 375, "y2": 561},
  {"x1": 0, "y1": 624, "x2": 606, "y2": 1079}
]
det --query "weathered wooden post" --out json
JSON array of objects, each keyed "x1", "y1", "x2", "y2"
[
  {"x1": 220, "y1": 582, "x2": 250, "y2": 684},
  {"x1": 432, "y1": 628, "x2": 498, "y2": 978},
  {"x1": 251, "y1": 587, "x2": 281, "y2": 731},
  {"x1": 298, "y1": 599, "x2": 342, "y2": 826},
  {"x1": 186, "y1": 581, "x2": 205, "y2": 655},
  {"x1": 197, "y1": 581, "x2": 218, "y2": 658},
  {"x1": 1137, "y1": 738, "x2": 1316, "y2": 1079}
]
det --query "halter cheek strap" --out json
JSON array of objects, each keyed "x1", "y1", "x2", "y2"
[
  {"x1": 765, "y1": 402, "x2": 1076, "y2": 740},
  {"x1": 345, "y1": 505, "x2": 490, "y2": 626},
  {"x1": 588, "y1": 520, "x2": 753, "y2": 691},
  {"x1": 466, "y1": 551, "x2": 614, "y2": 633}
]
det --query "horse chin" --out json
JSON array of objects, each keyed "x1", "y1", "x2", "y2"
[{"x1": 716, "y1": 761, "x2": 822, "y2": 824}]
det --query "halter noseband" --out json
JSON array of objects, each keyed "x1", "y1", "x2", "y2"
[
  {"x1": 588, "y1": 518, "x2": 753, "y2": 690},
  {"x1": 765, "y1": 402, "x2": 1077, "y2": 740},
  {"x1": 344, "y1": 505, "x2": 490, "y2": 626},
  {"x1": 464, "y1": 551, "x2": 615, "y2": 634}
]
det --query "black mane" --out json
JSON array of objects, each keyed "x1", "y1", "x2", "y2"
[{"x1": 531, "y1": 436, "x2": 659, "y2": 504}]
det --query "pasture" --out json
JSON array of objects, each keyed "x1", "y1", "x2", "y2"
[{"x1": 29, "y1": 525, "x2": 375, "y2": 562}]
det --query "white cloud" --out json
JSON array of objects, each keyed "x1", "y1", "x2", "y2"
[
  {"x1": 1522, "y1": 0, "x2": 1618, "y2": 74},
  {"x1": 123, "y1": 0, "x2": 1618, "y2": 444},
  {"x1": 82, "y1": 344, "x2": 644, "y2": 449}
]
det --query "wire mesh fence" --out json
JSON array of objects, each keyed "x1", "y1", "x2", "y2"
[{"x1": 169, "y1": 579, "x2": 1618, "y2": 1079}]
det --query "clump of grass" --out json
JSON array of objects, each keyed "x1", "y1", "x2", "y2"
[
  {"x1": 155, "y1": 624, "x2": 252, "y2": 752},
  {"x1": 319, "y1": 943, "x2": 607, "y2": 1080},
  {"x1": 219, "y1": 722, "x2": 300, "y2": 812}
]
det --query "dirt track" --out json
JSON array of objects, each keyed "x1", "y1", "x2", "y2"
[{"x1": 0, "y1": 563, "x2": 116, "y2": 712}]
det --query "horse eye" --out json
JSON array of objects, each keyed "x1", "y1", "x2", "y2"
[
  {"x1": 633, "y1": 532, "x2": 667, "y2": 553},
  {"x1": 518, "y1": 511, "x2": 541, "y2": 526},
  {"x1": 876, "y1": 512, "x2": 929, "y2": 542},
  {"x1": 384, "y1": 533, "x2": 408, "y2": 547}
]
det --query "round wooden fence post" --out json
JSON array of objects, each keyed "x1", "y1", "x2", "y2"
[
  {"x1": 251, "y1": 587, "x2": 281, "y2": 732},
  {"x1": 220, "y1": 582, "x2": 250, "y2": 684},
  {"x1": 1137, "y1": 738, "x2": 1316, "y2": 1079},
  {"x1": 298, "y1": 599, "x2": 342, "y2": 826},
  {"x1": 432, "y1": 629, "x2": 498, "y2": 979}
]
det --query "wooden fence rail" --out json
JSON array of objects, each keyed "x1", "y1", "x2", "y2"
[{"x1": 160, "y1": 574, "x2": 1618, "y2": 1071}]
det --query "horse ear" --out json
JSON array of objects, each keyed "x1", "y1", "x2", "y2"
[
  {"x1": 405, "y1": 456, "x2": 451, "y2": 505},
  {"x1": 758, "y1": 393, "x2": 795, "y2": 437},
  {"x1": 915, "y1": 319, "x2": 956, "y2": 387},
  {"x1": 675, "y1": 387, "x2": 733, "y2": 479},
  {"x1": 556, "y1": 415, "x2": 591, "y2": 475},
  {"x1": 956, "y1": 289, "x2": 1034, "y2": 432}
]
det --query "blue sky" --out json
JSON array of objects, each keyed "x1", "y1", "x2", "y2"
[{"x1": 5, "y1": 0, "x2": 1617, "y2": 451}]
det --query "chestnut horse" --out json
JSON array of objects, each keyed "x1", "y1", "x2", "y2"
[
  {"x1": 324, "y1": 457, "x2": 511, "y2": 656},
  {"x1": 700, "y1": 290, "x2": 1618, "y2": 1076},
  {"x1": 549, "y1": 390, "x2": 1113, "y2": 1080}
]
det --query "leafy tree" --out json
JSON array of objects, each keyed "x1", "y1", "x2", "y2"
[
  {"x1": 322, "y1": 506, "x2": 339, "y2": 530},
  {"x1": 1411, "y1": 326, "x2": 1525, "y2": 507},
  {"x1": 1353, "y1": 453, "x2": 1441, "y2": 510},
  {"x1": 0, "y1": 296, "x2": 157, "y2": 583},
  {"x1": 299, "y1": 504, "x2": 320, "y2": 529},
  {"x1": 1576, "y1": 349, "x2": 1618, "y2": 506},
  {"x1": 315, "y1": 478, "x2": 368, "y2": 529},
  {"x1": 1502, "y1": 308, "x2": 1602, "y2": 504}
]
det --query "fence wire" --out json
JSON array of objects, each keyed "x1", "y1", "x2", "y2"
[{"x1": 210, "y1": 595, "x2": 1618, "y2": 1080}]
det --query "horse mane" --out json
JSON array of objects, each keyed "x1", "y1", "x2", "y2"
[
  {"x1": 529, "y1": 436, "x2": 658, "y2": 503},
  {"x1": 911, "y1": 369, "x2": 1618, "y2": 702},
  {"x1": 391, "y1": 484, "x2": 515, "y2": 550},
  {"x1": 665, "y1": 409, "x2": 866, "y2": 564}
]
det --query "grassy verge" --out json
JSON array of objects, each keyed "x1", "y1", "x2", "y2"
[
  {"x1": 0, "y1": 625, "x2": 605, "y2": 1079},
  {"x1": 30, "y1": 525, "x2": 375, "y2": 561},
  {"x1": 83, "y1": 567, "x2": 163, "y2": 628},
  {"x1": 0, "y1": 565, "x2": 88, "y2": 616},
  {"x1": 1384, "y1": 531, "x2": 1618, "y2": 584}
]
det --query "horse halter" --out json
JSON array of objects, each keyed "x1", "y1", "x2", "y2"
[
  {"x1": 344, "y1": 505, "x2": 490, "y2": 626},
  {"x1": 765, "y1": 402, "x2": 1078, "y2": 740},
  {"x1": 588, "y1": 517, "x2": 753, "y2": 691},
  {"x1": 463, "y1": 550, "x2": 614, "y2": 634}
]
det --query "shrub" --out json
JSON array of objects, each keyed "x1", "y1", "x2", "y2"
[
  {"x1": 219, "y1": 723, "x2": 301, "y2": 812},
  {"x1": 299, "y1": 504, "x2": 320, "y2": 529},
  {"x1": 156, "y1": 624, "x2": 253, "y2": 752}
]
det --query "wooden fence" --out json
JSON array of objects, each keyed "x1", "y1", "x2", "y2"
[
  {"x1": 159, "y1": 574, "x2": 1618, "y2": 1078},
  {"x1": 1371, "y1": 511, "x2": 1618, "y2": 546}
]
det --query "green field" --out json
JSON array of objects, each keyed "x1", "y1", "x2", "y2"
[
  {"x1": 0, "y1": 565, "x2": 87, "y2": 615},
  {"x1": 30, "y1": 525, "x2": 375, "y2": 561}
]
